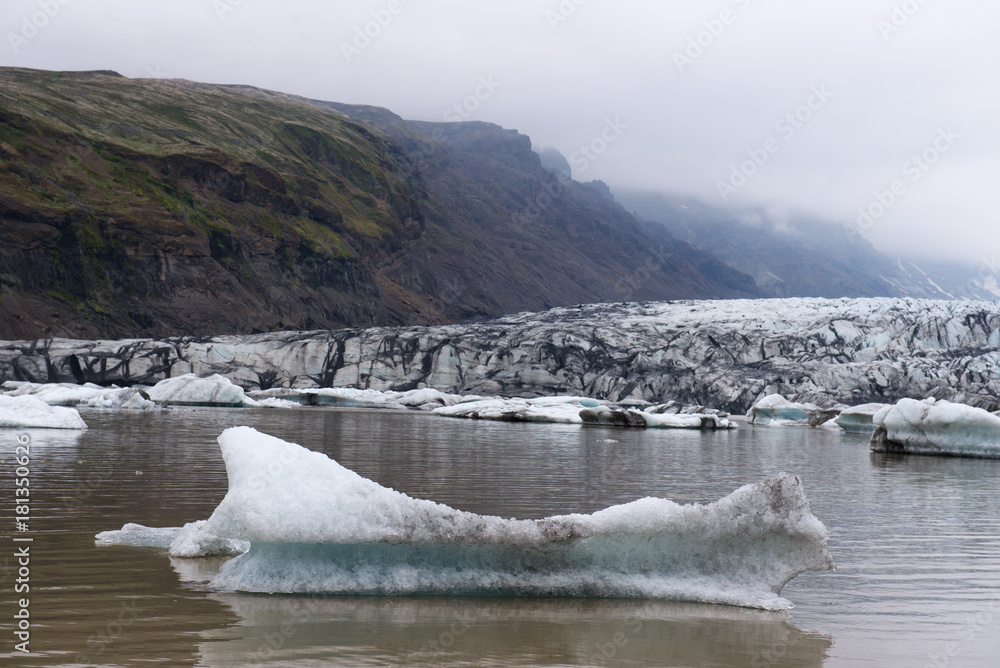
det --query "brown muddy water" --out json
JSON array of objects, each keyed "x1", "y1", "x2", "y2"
[{"x1": 1, "y1": 407, "x2": 999, "y2": 667}]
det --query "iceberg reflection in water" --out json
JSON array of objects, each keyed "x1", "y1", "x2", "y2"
[
  {"x1": 172, "y1": 557, "x2": 832, "y2": 668},
  {"x1": 151, "y1": 426, "x2": 834, "y2": 610}
]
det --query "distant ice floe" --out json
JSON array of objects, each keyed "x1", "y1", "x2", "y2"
[
  {"x1": 581, "y1": 404, "x2": 735, "y2": 430},
  {"x1": 0, "y1": 394, "x2": 88, "y2": 429},
  {"x1": 436, "y1": 396, "x2": 735, "y2": 429},
  {"x1": 433, "y1": 396, "x2": 596, "y2": 424},
  {"x1": 746, "y1": 394, "x2": 840, "y2": 428},
  {"x1": 835, "y1": 403, "x2": 887, "y2": 433},
  {"x1": 98, "y1": 426, "x2": 832, "y2": 610},
  {"x1": 2, "y1": 380, "x2": 115, "y2": 406},
  {"x1": 1, "y1": 380, "x2": 156, "y2": 410},
  {"x1": 871, "y1": 398, "x2": 1000, "y2": 458},
  {"x1": 147, "y1": 373, "x2": 251, "y2": 407},
  {"x1": 248, "y1": 386, "x2": 472, "y2": 411}
]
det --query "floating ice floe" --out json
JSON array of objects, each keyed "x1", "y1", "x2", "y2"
[
  {"x1": 79, "y1": 387, "x2": 157, "y2": 410},
  {"x1": 1, "y1": 380, "x2": 115, "y2": 406},
  {"x1": 147, "y1": 373, "x2": 251, "y2": 407},
  {"x1": 871, "y1": 398, "x2": 1000, "y2": 458},
  {"x1": 835, "y1": 403, "x2": 887, "y2": 434},
  {"x1": 0, "y1": 394, "x2": 88, "y2": 429},
  {"x1": 128, "y1": 426, "x2": 832, "y2": 610},
  {"x1": 747, "y1": 394, "x2": 840, "y2": 427},
  {"x1": 433, "y1": 397, "x2": 590, "y2": 424},
  {"x1": 249, "y1": 386, "x2": 470, "y2": 411},
  {"x1": 581, "y1": 405, "x2": 735, "y2": 430}
]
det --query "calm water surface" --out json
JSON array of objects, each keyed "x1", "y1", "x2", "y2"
[{"x1": 1, "y1": 407, "x2": 999, "y2": 667}]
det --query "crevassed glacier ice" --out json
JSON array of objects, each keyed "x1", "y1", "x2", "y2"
[
  {"x1": 186, "y1": 427, "x2": 832, "y2": 610},
  {"x1": 871, "y1": 398, "x2": 1000, "y2": 458},
  {"x1": 0, "y1": 394, "x2": 88, "y2": 429}
]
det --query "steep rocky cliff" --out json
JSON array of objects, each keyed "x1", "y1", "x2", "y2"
[{"x1": 0, "y1": 68, "x2": 758, "y2": 340}]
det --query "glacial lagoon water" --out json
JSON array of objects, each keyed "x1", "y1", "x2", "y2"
[{"x1": 2, "y1": 407, "x2": 999, "y2": 667}]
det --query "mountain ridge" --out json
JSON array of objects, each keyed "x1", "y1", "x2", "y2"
[{"x1": 0, "y1": 67, "x2": 760, "y2": 339}]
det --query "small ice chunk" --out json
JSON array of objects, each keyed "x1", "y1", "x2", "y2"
[
  {"x1": 0, "y1": 395, "x2": 88, "y2": 429},
  {"x1": 96, "y1": 523, "x2": 180, "y2": 548}
]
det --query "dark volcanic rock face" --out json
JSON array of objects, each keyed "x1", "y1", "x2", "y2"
[{"x1": 3, "y1": 298, "x2": 1000, "y2": 413}]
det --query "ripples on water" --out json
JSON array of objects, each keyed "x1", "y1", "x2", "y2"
[{"x1": 0, "y1": 407, "x2": 998, "y2": 666}]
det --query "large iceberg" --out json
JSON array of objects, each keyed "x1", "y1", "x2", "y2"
[
  {"x1": 163, "y1": 427, "x2": 832, "y2": 610},
  {"x1": 0, "y1": 394, "x2": 88, "y2": 429},
  {"x1": 871, "y1": 398, "x2": 1000, "y2": 458}
]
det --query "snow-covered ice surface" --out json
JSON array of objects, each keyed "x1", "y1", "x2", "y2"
[
  {"x1": 142, "y1": 426, "x2": 832, "y2": 610},
  {"x1": 0, "y1": 394, "x2": 88, "y2": 429},
  {"x1": 871, "y1": 398, "x2": 1000, "y2": 458},
  {"x1": 147, "y1": 373, "x2": 250, "y2": 407},
  {"x1": 6, "y1": 298, "x2": 1000, "y2": 412}
]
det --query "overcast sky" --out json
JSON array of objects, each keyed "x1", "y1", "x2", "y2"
[{"x1": 3, "y1": 0, "x2": 998, "y2": 265}]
